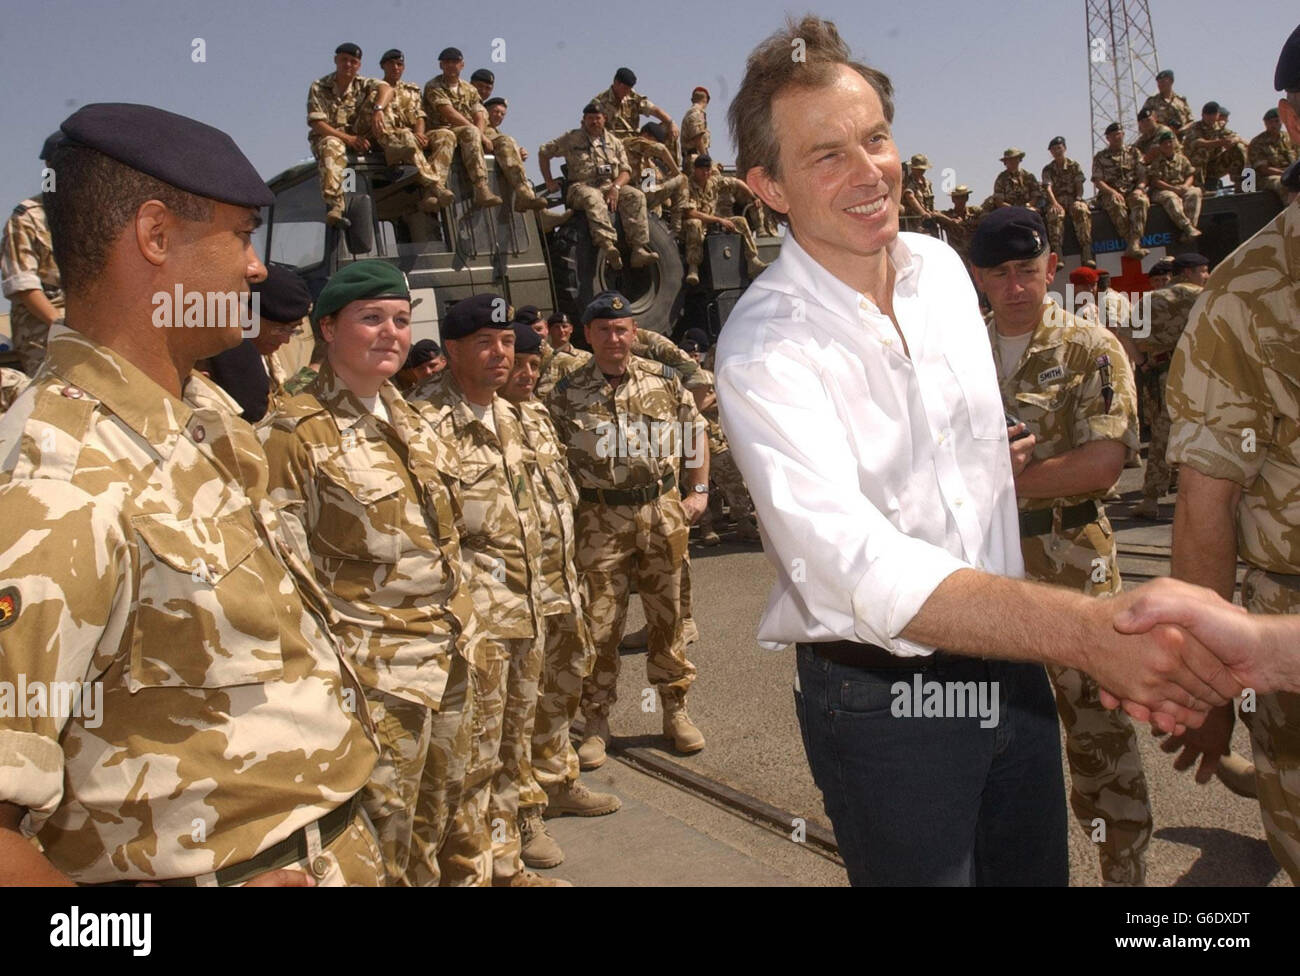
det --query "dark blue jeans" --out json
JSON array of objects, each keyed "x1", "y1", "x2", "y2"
[{"x1": 794, "y1": 644, "x2": 1067, "y2": 886}]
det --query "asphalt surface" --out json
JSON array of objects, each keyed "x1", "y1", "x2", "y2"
[{"x1": 599, "y1": 460, "x2": 1288, "y2": 887}]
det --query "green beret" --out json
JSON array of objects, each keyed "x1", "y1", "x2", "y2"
[
  {"x1": 1157, "y1": 129, "x2": 1175, "y2": 142},
  {"x1": 311, "y1": 260, "x2": 410, "y2": 325}
]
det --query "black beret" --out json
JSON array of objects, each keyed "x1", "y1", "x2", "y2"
[
  {"x1": 679, "y1": 338, "x2": 701, "y2": 353},
  {"x1": 335, "y1": 42, "x2": 362, "y2": 58},
  {"x1": 512, "y1": 304, "x2": 541, "y2": 325},
  {"x1": 581, "y1": 290, "x2": 633, "y2": 324},
  {"x1": 1104, "y1": 121, "x2": 1122, "y2": 135},
  {"x1": 1136, "y1": 107, "x2": 1152, "y2": 120},
  {"x1": 439, "y1": 47, "x2": 463, "y2": 61},
  {"x1": 1202, "y1": 101, "x2": 1220, "y2": 115},
  {"x1": 405, "y1": 338, "x2": 441, "y2": 369},
  {"x1": 1266, "y1": 107, "x2": 1281, "y2": 120},
  {"x1": 59, "y1": 103, "x2": 272, "y2": 208},
  {"x1": 693, "y1": 154, "x2": 713, "y2": 168},
  {"x1": 1174, "y1": 252, "x2": 1209, "y2": 269},
  {"x1": 547, "y1": 311, "x2": 571, "y2": 326},
  {"x1": 1156, "y1": 68, "x2": 1174, "y2": 81},
  {"x1": 1047, "y1": 135, "x2": 1066, "y2": 149},
  {"x1": 969, "y1": 207, "x2": 1050, "y2": 268},
  {"x1": 1149, "y1": 257, "x2": 1176, "y2": 274},
  {"x1": 1157, "y1": 129, "x2": 1175, "y2": 142},
  {"x1": 443, "y1": 292, "x2": 512, "y2": 339},
  {"x1": 641, "y1": 121, "x2": 667, "y2": 142},
  {"x1": 483, "y1": 96, "x2": 507, "y2": 109},
  {"x1": 252, "y1": 264, "x2": 312, "y2": 323},
  {"x1": 1276, "y1": 25, "x2": 1300, "y2": 91},
  {"x1": 470, "y1": 68, "x2": 495, "y2": 84},
  {"x1": 380, "y1": 49, "x2": 403, "y2": 62},
  {"x1": 39, "y1": 131, "x2": 63, "y2": 161},
  {"x1": 614, "y1": 67, "x2": 637, "y2": 87},
  {"x1": 512, "y1": 321, "x2": 542, "y2": 354},
  {"x1": 582, "y1": 101, "x2": 602, "y2": 115},
  {"x1": 313, "y1": 260, "x2": 410, "y2": 325},
  {"x1": 682, "y1": 327, "x2": 709, "y2": 349}
]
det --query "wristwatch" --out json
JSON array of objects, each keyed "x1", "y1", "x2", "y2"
[{"x1": 691, "y1": 484, "x2": 709, "y2": 495}]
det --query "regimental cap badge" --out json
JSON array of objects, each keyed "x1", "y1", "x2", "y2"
[
  {"x1": 612, "y1": 297, "x2": 624, "y2": 310},
  {"x1": 0, "y1": 586, "x2": 19, "y2": 630},
  {"x1": 1031, "y1": 231, "x2": 1041, "y2": 250}
]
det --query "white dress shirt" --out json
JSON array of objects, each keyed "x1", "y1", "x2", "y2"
[{"x1": 714, "y1": 231, "x2": 1023, "y2": 656}]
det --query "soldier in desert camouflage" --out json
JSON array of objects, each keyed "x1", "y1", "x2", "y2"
[
  {"x1": 1145, "y1": 130, "x2": 1204, "y2": 241},
  {"x1": 1248, "y1": 107, "x2": 1297, "y2": 204},
  {"x1": 1041, "y1": 136, "x2": 1095, "y2": 266},
  {"x1": 681, "y1": 86, "x2": 711, "y2": 171},
  {"x1": 1, "y1": 135, "x2": 64, "y2": 375},
  {"x1": 591, "y1": 66, "x2": 679, "y2": 160},
  {"x1": 680, "y1": 154, "x2": 768, "y2": 286},
  {"x1": 422, "y1": 47, "x2": 503, "y2": 211},
  {"x1": 1092, "y1": 122, "x2": 1150, "y2": 259},
  {"x1": 1140, "y1": 69, "x2": 1194, "y2": 137}
]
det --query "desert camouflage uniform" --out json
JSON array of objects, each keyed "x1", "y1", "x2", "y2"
[
  {"x1": 536, "y1": 344, "x2": 592, "y2": 400},
  {"x1": 0, "y1": 325, "x2": 381, "y2": 885},
  {"x1": 680, "y1": 102, "x2": 709, "y2": 170},
  {"x1": 592, "y1": 86, "x2": 672, "y2": 156},
  {"x1": 1184, "y1": 119, "x2": 1248, "y2": 188},
  {"x1": 483, "y1": 121, "x2": 543, "y2": 209},
  {"x1": 693, "y1": 367, "x2": 755, "y2": 539},
  {"x1": 1135, "y1": 123, "x2": 1175, "y2": 163},
  {"x1": 1145, "y1": 149, "x2": 1202, "y2": 234},
  {"x1": 1165, "y1": 199, "x2": 1300, "y2": 882},
  {"x1": 988, "y1": 303, "x2": 1149, "y2": 884},
  {"x1": 1041, "y1": 158, "x2": 1093, "y2": 258},
  {"x1": 411, "y1": 371, "x2": 545, "y2": 885},
  {"x1": 939, "y1": 203, "x2": 982, "y2": 261},
  {"x1": 307, "y1": 72, "x2": 382, "y2": 214},
  {"x1": 0, "y1": 367, "x2": 30, "y2": 411},
  {"x1": 1248, "y1": 128, "x2": 1297, "y2": 203},
  {"x1": 902, "y1": 171, "x2": 934, "y2": 215},
  {"x1": 539, "y1": 128, "x2": 650, "y2": 252},
  {"x1": 1138, "y1": 281, "x2": 1202, "y2": 500},
  {"x1": 1091, "y1": 146, "x2": 1149, "y2": 243},
  {"x1": 352, "y1": 78, "x2": 447, "y2": 198},
  {"x1": 422, "y1": 75, "x2": 491, "y2": 189},
  {"x1": 624, "y1": 134, "x2": 687, "y2": 225},
  {"x1": 261, "y1": 362, "x2": 479, "y2": 886},
  {"x1": 1, "y1": 198, "x2": 63, "y2": 375},
  {"x1": 992, "y1": 169, "x2": 1043, "y2": 209},
  {"x1": 1140, "y1": 92, "x2": 1193, "y2": 135},
  {"x1": 546, "y1": 356, "x2": 704, "y2": 723},
  {"x1": 681, "y1": 171, "x2": 761, "y2": 269}
]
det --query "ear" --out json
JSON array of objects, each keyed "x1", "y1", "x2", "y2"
[
  {"x1": 134, "y1": 199, "x2": 173, "y2": 268},
  {"x1": 1044, "y1": 251, "x2": 1059, "y2": 285},
  {"x1": 970, "y1": 265, "x2": 986, "y2": 291},
  {"x1": 318, "y1": 314, "x2": 336, "y2": 344},
  {"x1": 1280, "y1": 97, "x2": 1300, "y2": 144},
  {"x1": 746, "y1": 166, "x2": 789, "y2": 219}
]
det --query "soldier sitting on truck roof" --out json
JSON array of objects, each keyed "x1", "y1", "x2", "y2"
[
  {"x1": 422, "y1": 47, "x2": 503, "y2": 210},
  {"x1": 679, "y1": 155, "x2": 767, "y2": 287},
  {"x1": 481, "y1": 97, "x2": 572, "y2": 232},
  {"x1": 624, "y1": 122, "x2": 688, "y2": 231}
]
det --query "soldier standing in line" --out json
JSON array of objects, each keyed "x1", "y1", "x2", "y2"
[
  {"x1": 592, "y1": 67, "x2": 680, "y2": 160},
  {"x1": 0, "y1": 102, "x2": 382, "y2": 886},
  {"x1": 932, "y1": 184, "x2": 981, "y2": 264},
  {"x1": 1184, "y1": 101, "x2": 1249, "y2": 191},
  {"x1": 1131, "y1": 252, "x2": 1210, "y2": 521},
  {"x1": 1248, "y1": 107, "x2": 1297, "y2": 204},
  {"x1": 2, "y1": 136, "x2": 64, "y2": 376},
  {"x1": 498, "y1": 322, "x2": 622, "y2": 870},
  {"x1": 625, "y1": 122, "x2": 689, "y2": 229},
  {"x1": 546, "y1": 292, "x2": 708, "y2": 767},
  {"x1": 990, "y1": 148, "x2": 1042, "y2": 210},
  {"x1": 409, "y1": 294, "x2": 564, "y2": 887},
  {"x1": 1092, "y1": 122, "x2": 1151, "y2": 259},
  {"x1": 1134, "y1": 108, "x2": 1175, "y2": 165},
  {"x1": 681, "y1": 86, "x2": 711, "y2": 171},
  {"x1": 1140, "y1": 69, "x2": 1194, "y2": 138},
  {"x1": 1041, "y1": 136, "x2": 1096, "y2": 267},
  {"x1": 261, "y1": 261, "x2": 478, "y2": 887},
  {"x1": 972, "y1": 209, "x2": 1152, "y2": 885},
  {"x1": 535, "y1": 312, "x2": 589, "y2": 400},
  {"x1": 1147, "y1": 130, "x2": 1204, "y2": 241},
  {"x1": 422, "y1": 47, "x2": 503, "y2": 211},
  {"x1": 538, "y1": 103, "x2": 658, "y2": 271},
  {"x1": 680, "y1": 155, "x2": 768, "y2": 287}
]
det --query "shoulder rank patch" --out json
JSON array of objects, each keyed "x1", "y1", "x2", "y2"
[
  {"x1": 1037, "y1": 365, "x2": 1065, "y2": 384},
  {"x1": 0, "y1": 586, "x2": 19, "y2": 630}
]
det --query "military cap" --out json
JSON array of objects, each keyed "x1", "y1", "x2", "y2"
[
  {"x1": 692, "y1": 86, "x2": 710, "y2": 98},
  {"x1": 614, "y1": 67, "x2": 637, "y2": 87},
  {"x1": 1136, "y1": 107, "x2": 1152, "y2": 121},
  {"x1": 1265, "y1": 107, "x2": 1281, "y2": 121},
  {"x1": 512, "y1": 304, "x2": 541, "y2": 326},
  {"x1": 471, "y1": 68, "x2": 495, "y2": 84},
  {"x1": 679, "y1": 337, "x2": 701, "y2": 354},
  {"x1": 1201, "y1": 101, "x2": 1220, "y2": 115},
  {"x1": 1047, "y1": 136, "x2": 1066, "y2": 149},
  {"x1": 311, "y1": 259, "x2": 410, "y2": 325},
  {"x1": 641, "y1": 121, "x2": 668, "y2": 142},
  {"x1": 909, "y1": 153, "x2": 930, "y2": 170},
  {"x1": 1174, "y1": 251, "x2": 1209, "y2": 269},
  {"x1": 1104, "y1": 122, "x2": 1122, "y2": 135},
  {"x1": 693, "y1": 154, "x2": 713, "y2": 168},
  {"x1": 380, "y1": 49, "x2": 403, "y2": 62},
  {"x1": 1000, "y1": 147, "x2": 1026, "y2": 160},
  {"x1": 969, "y1": 206, "x2": 1049, "y2": 268},
  {"x1": 951, "y1": 184, "x2": 971, "y2": 196},
  {"x1": 1068, "y1": 265, "x2": 1100, "y2": 287},
  {"x1": 1157, "y1": 129, "x2": 1175, "y2": 142},
  {"x1": 59, "y1": 103, "x2": 272, "y2": 208},
  {"x1": 335, "y1": 42, "x2": 362, "y2": 58},
  {"x1": 39, "y1": 130, "x2": 63, "y2": 161},
  {"x1": 512, "y1": 321, "x2": 543, "y2": 354},
  {"x1": 547, "y1": 311, "x2": 571, "y2": 326},
  {"x1": 253, "y1": 264, "x2": 312, "y2": 323},
  {"x1": 443, "y1": 292, "x2": 512, "y2": 339},
  {"x1": 484, "y1": 96, "x2": 507, "y2": 109},
  {"x1": 1156, "y1": 68, "x2": 1174, "y2": 81},
  {"x1": 581, "y1": 290, "x2": 633, "y2": 324},
  {"x1": 1276, "y1": 25, "x2": 1300, "y2": 90},
  {"x1": 682, "y1": 327, "x2": 710, "y2": 349},
  {"x1": 1218, "y1": 105, "x2": 1231, "y2": 117},
  {"x1": 582, "y1": 101, "x2": 603, "y2": 115},
  {"x1": 405, "y1": 338, "x2": 441, "y2": 369},
  {"x1": 438, "y1": 47, "x2": 463, "y2": 61}
]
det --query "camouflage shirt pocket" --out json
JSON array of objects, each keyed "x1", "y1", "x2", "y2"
[
  {"x1": 129, "y1": 509, "x2": 285, "y2": 689},
  {"x1": 311, "y1": 461, "x2": 407, "y2": 564}
]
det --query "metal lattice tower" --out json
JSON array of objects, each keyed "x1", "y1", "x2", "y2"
[{"x1": 1085, "y1": 0, "x2": 1161, "y2": 154}]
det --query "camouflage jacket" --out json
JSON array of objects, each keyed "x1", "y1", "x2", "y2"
[
  {"x1": 545, "y1": 354, "x2": 707, "y2": 491},
  {"x1": 902, "y1": 173, "x2": 934, "y2": 214},
  {"x1": 0, "y1": 325, "x2": 375, "y2": 882},
  {"x1": 1091, "y1": 145, "x2": 1147, "y2": 193},
  {"x1": 423, "y1": 74, "x2": 484, "y2": 129},
  {"x1": 1166, "y1": 201, "x2": 1300, "y2": 572},
  {"x1": 993, "y1": 169, "x2": 1042, "y2": 208},
  {"x1": 624, "y1": 135, "x2": 680, "y2": 182},
  {"x1": 260, "y1": 362, "x2": 477, "y2": 709},
  {"x1": 694, "y1": 367, "x2": 728, "y2": 456},
  {"x1": 681, "y1": 171, "x2": 748, "y2": 219},
  {"x1": 1146, "y1": 151, "x2": 1196, "y2": 191},
  {"x1": 536, "y1": 344, "x2": 592, "y2": 400},
  {"x1": 371, "y1": 79, "x2": 425, "y2": 131},
  {"x1": 591, "y1": 86, "x2": 660, "y2": 141},
  {"x1": 1134, "y1": 124, "x2": 1175, "y2": 162},
  {"x1": 538, "y1": 128, "x2": 630, "y2": 187},
  {"x1": 411, "y1": 372, "x2": 544, "y2": 642},
  {"x1": 681, "y1": 104, "x2": 709, "y2": 155},
  {"x1": 988, "y1": 303, "x2": 1139, "y2": 512},
  {"x1": 1140, "y1": 282, "x2": 1203, "y2": 358},
  {"x1": 1248, "y1": 129, "x2": 1297, "y2": 172},
  {"x1": 1140, "y1": 92, "x2": 1193, "y2": 131},
  {"x1": 1, "y1": 197, "x2": 62, "y2": 304},
  {"x1": 0, "y1": 366, "x2": 29, "y2": 411},
  {"x1": 307, "y1": 72, "x2": 382, "y2": 144},
  {"x1": 536, "y1": 328, "x2": 703, "y2": 400},
  {"x1": 1040, "y1": 158, "x2": 1086, "y2": 205},
  {"x1": 517, "y1": 398, "x2": 583, "y2": 616},
  {"x1": 939, "y1": 204, "x2": 982, "y2": 256},
  {"x1": 1184, "y1": 120, "x2": 1246, "y2": 167}
]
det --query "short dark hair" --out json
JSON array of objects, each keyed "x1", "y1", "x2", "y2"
[{"x1": 44, "y1": 142, "x2": 212, "y2": 294}]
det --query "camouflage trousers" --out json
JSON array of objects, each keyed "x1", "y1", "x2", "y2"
[
  {"x1": 1238, "y1": 569, "x2": 1300, "y2": 883},
  {"x1": 359, "y1": 660, "x2": 474, "y2": 887},
  {"x1": 1141, "y1": 368, "x2": 1174, "y2": 500},
  {"x1": 491, "y1": 632, "x2": 547, "y2": 883},
  {"x1": 645, "y1": 174, "x2": 688, "y2": 227},
  {"x1": 711, "y1": 447, "x2": 753, "y2": 520},
  {"x1": 683, "y1": 215, "x2": 760, "y2": 269},
  {"x1": 1024, "y1": 514, "x2": 1152, "y2": 885},
  {"x1": 566, "y1": 183, "x2": 650, "y2": 250},
  {"x1": 529, "y1": 609, "x2": 596, "y2": 800},
  {"x1": 1097, "y1": 189, "x2": 1150, "y2": 243},
  {"x1": 428, "y1": 125, "x2": 489, "y2": 186},
  {"x1": 374, "y1": 126, "x2": 441, "y2": 190},
  {"x1": 9, "y1": 302, "x2": 56, "y2": 375},
  {"x1": 1262, "y1": 174, "x2": 1291, "y2": 205},
  {"x1": 488, "y1": 132, "x2": 541, "y2": 207},
  {"x1": 1194, "y1": 142, "x2": 1248, "y2": 187},
  {"x1": 1151, "y1": 187, "x2": 1202, "y2": 233},
  {"x1": 1045, "y1": 201, "x2": 1092, "y2": 256},
  {"x1": 577, "y1": 493, "x2": 697, "y2": 718},
  {"x1": 310, "y1": 135, "x2": 351, "y2": 214}
]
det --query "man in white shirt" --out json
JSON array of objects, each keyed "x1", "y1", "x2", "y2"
[{"x1": 713, "y1": 15, "x2": 1240, "y2": 885}]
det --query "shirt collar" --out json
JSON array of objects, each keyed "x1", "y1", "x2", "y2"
[{"x1": 774, "y1": 228, "x2": 924, "y2": 322}]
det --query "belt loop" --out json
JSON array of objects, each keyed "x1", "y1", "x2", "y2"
[
  {"x1": 193, "y1": 870, "x2": 220, "y2": 887},
  {"x1": 305, "y1": 819, "x2": 323, "y2": 861}
]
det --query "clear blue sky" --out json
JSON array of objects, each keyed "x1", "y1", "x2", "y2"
[{"x1": 0, "y1": 0, "x2": 1288, "y2": 312}]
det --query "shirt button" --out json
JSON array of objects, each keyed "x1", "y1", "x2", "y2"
[
  {"x1": 311, "y1": 855, "x2": 330, "y2": 879},
  {"x1": 954, "y1": 497, "x2": 964, "y2": 507},
  {"x1": 60, "y1": 386, "x2": 83, "y2": 399},
  {"x1": 192, "y1": 425, "x2": 206, "y2": 443}
]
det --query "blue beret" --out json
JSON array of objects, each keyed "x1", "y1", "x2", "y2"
[
  {"x1": 471, "y1": 68, "x2": 495, "y2": 84},
  {"x1": 252, "y1": 264, "x2": 312, "y2": 323},
  {"x1": 39, "y1": 131, "x2": 63, "y2": 161},
  {"x1": 581, "y1": 290, "x2": 633, "y2": 324},
  {"x1": 59, "y1": 103, "x2": 272, "y2": 208},
  {"x1": 381, "y1": 49, "x2": 403, "y2": 63},
  {"x1": 614, "y1": 67, "x2": 637, "y2": 86},
  {"x1": 512, "y1": 321, "x2": 542, "y2": 354},
  {"x1": 312, "y1": 260, "x2": 410, "y2": 325},
  {"x1": 439, "y1": 47, "x2": 463, "y2": 61},
  {"x1": 1277, "y1": 26, "x2": 1300, "y2": 91},
  {"x1": 335, "y1": 42, "x2": 362, "y2": 58},
  {"x1": 512, "y1": 304, "x2": 541, "y2": 326},
  {"x1": 1174, "y1": 252, "x2": 1209, "y2": 269},
  {"x1": 443, "y1": 292, "x2": 512, "y2": 339},
  {"x1": 1156, "y1": 69, "x2": 1174, "y2": 81},
  {"x1": 969, "y1": 207, "x2": 1050, "y2": 268}
]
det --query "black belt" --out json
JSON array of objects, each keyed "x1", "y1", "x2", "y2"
[
  {"x1": 799, "y1": 640, "x2": 938, "y2": 670},
  {"x1": 579, "y1": 472, "x2": 675, "y2": 506},
  {"x1": 1019, "y1": 500, "x2": 1100, "y2": 538}
]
